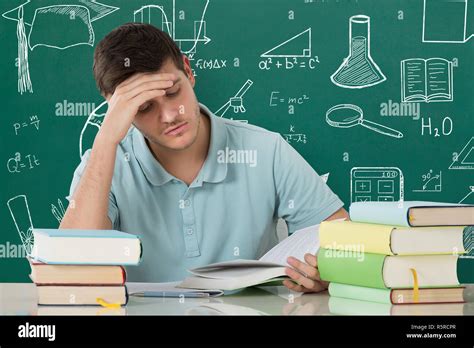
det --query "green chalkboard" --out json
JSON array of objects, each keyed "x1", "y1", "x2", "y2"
[{"x1": 1, "y1": 0, "x2": 473, "y2": 282}]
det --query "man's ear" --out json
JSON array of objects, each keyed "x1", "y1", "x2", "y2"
[{"x1": 182, "y1": 55, "x2": 195, "y2": 88}]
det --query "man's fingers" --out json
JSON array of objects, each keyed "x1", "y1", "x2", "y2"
[
  {"x1": 119, "y1": 73, "x2": 177, "y2": 94},
  {"x1": 114, "y1": 72, "x2": 154, "y2": 93},
  {"x1": 287, "y1": 256, "x2": 319, "y2": 280},
  {"x1": 303, "y1": 254, "x2": 322, "y2": 279},
  {"x1": 283, "y1": 279, "x2": 305, "y2": 293},
  {"x1": 304, "y1": 253, "x2": 317, "y2": 267},
  {"x1": 285, "y1": 266, "x2": 316, "y2": 289},
  {"x1": 125, "y1": 80, "x2": 174, "y2": 100},
  {"x1": 128, "y1": 89, "x2": 166, "y2": 114},
  {"x1": 285, "y1": 267, "x2": 328, "y2": 292},
  {"x1": 116, "y1": 72, "x2": 146, "y2": 89}
]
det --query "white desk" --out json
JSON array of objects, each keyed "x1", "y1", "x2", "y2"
[{"x1": 1, "y1": 283, "x2": 473, "y2": 316}]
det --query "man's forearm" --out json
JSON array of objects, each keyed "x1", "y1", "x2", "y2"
[{"x1": 59, "y1": 133, "x2": 118, "y2": 230}]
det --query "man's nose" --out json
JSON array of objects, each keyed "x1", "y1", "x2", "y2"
[{"x1": 156, "y1": 102, "x2": 177, "y2": 124}]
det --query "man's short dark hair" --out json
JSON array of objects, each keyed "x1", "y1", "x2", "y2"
[{"x1": 93, "y1": 23, "x2": 185, "y2": 97}]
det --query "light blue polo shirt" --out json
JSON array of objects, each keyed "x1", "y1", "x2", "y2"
[{"x1": 67, "y1": 103, "x2": 344, "y2": 282}]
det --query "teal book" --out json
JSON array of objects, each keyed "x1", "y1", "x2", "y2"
[
  {"x1": 31, "y1": 229, "x2": 143, "y2": 265},
  {"x1": 318, "y1": 248, "x2": 474, "y2": 289},
  {"x1": 349, "y1": 201, "x2": 474, "y2": 227}
]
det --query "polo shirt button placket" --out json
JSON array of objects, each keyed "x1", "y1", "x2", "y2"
[{"x1": 180, "y1": 192, "x2": 200, "y2": 258}]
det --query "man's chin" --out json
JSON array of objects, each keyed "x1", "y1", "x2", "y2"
[
  {"x1": 163, "y1": 141, "x2": 195, "y2": 151},
  {"x1": 151, "y1": 137, "x2": 195, "y2": 151}
]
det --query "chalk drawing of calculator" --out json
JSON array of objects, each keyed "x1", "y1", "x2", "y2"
[{"x1": 350, "y1": 167, "x2": 404, "y2": 203}]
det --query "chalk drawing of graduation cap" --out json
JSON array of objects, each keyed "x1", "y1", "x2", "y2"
[{"x1": 2, "y1": 0, "x2": 119, "y2": 94}]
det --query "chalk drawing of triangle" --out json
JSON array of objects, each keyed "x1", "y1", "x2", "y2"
[
  {"x1": 449, "y1": 136, "x2": 474, "y2": 170},
  {"x1": 261, "y1": 28, "x2": 311, "y2": 58}
]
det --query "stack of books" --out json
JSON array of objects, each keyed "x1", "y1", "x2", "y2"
[
  {"x1": 318, "y1": 201, "x2": 474, "y2": 305},
  {"x1": 29, "y1": 229, "x2": 142, "y2": 306}
]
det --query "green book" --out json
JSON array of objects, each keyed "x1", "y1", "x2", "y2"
[
  {"x1": 318, "y1": 249, "x2": 474, "y2": 289},
  {"x1": 328, "y1": 297, "x2": 467, "y2": 316},
  {"x1": 328, "y1": 283, "x2": 468, "y2": 305}
]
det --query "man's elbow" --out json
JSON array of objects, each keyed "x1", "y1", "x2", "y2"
[{"x1": 324, "y1": 207, "x2": 350, "y2": 221}]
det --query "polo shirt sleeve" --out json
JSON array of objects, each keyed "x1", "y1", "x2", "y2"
[
  {"x1": 273, "y1": 134, "x2": 344, "y2": 234},
  {"x1": 65, "y1": 149, "x2": 120, "y2": 230}
]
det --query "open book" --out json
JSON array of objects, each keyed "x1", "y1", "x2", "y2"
[
  {"x1": 177, "y1": 224, "x2": 321, "y2": 291},
  {"x1": 401, "y1": 58, "x2": 453, "y2": 103}
]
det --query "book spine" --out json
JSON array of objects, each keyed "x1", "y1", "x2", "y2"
[
  {"x1": 424, "y1": 59, "x2": 428, "y2": 101},
  {"x1": 318, "y1": 248, "x2": 388, "y2": 289},
  {"x1": 120, "y1": 266, "x2": 126, "y2": 285},
  {"x1": 37, "y1": 286, "x2": 128, "y2": 306},
  {"x1": 137, "y1": 239, "x2": 144, "y2": 265},
  {"x1": 349, "y1": 203, "x2": 410, "y2": 226},
  {"x1": 320, "y1": 221, "x2": 394, "y2": 255},
  {"x1": 401, "y1": 60, "x2": 405, "y2": 102},
  {"x1": 328, "y1": 282, "x2": 392, "y2": 304}
]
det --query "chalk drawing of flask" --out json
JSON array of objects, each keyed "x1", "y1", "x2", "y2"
[{"x1": 331, "y1": 15, "x2": 386, "y2": 89}]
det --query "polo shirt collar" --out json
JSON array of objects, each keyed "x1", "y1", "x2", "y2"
[{"x1": 132, "y1": 103, "x2": 228, "y2": 186}]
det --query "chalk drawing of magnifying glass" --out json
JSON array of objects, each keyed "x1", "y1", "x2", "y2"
[{"x1": 326, "y1": 104, "x2": 403, "y2": 139}]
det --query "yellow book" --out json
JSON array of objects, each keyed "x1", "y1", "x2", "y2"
[{"x1": 319, "y1": 220, "x2": 468, "y2": 255}]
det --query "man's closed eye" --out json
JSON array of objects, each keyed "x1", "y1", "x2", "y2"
[{"x1": 166, "y1": 87, "x2": 180, "y2": 97}]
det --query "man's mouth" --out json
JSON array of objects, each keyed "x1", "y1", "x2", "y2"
[{"x1": 164, "y1": 122, "x2": 189, "y2": 136}]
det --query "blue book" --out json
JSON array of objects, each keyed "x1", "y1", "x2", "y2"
[
  {"x1": 349, "y1": 201, "x2": 474, "y2": 227},
  {"x1": 30, "y1": 229, "x2": 142, "y2": 265}
]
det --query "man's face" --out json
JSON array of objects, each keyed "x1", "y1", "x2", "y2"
[{"x1": 129, "y1": 57, "x2": 201, "y2": 151}]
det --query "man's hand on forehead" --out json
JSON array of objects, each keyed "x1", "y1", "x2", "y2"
[
  {"x1": 109, "y1": 73, "x2": 181, "y2": 101},
  {"x1": 100, "y1": 71, "x2": 185, "y2": 144},
  {"x1": 121, "y1": 72, "x2": 178, "y2": 88}
]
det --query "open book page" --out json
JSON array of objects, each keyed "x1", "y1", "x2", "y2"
[
  {"x1": 259, "y1": 224, "x2": 321, "y2": 265},
  {"x1": 426, "y1": 58, "x2": 452, "y2": 101},
  {"x1": 178, "y1": 220, "x2": 345, "y2": 291},
  {"x1": 189, "y1": 223, "x2": 323, "y2": 274},
  {"x1": 192, "y1": 259, "x2": 280, "y2": 272},
  {"x1": 178, "y1": 270, "x2": 287, "y2": 291},
  {"x1": 189, "y1": 265, "x2": 286, "y2": 279},
  {"x1": 402, "y1": 59, "x2": 426, "y2": 102}
]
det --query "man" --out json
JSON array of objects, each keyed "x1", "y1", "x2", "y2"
[{"x1": 61, "y1": 23, "x2": 349, "y2": 293}]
